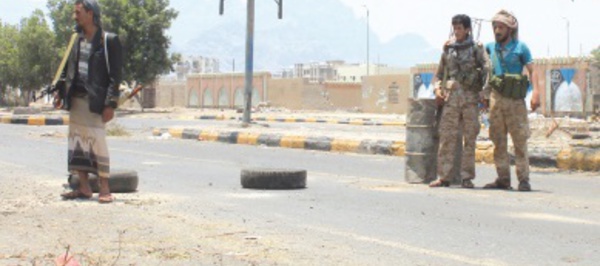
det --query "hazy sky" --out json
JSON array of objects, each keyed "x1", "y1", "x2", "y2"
[
  {"x1": 2, "y1": 0, "x2": 599, "y2": 58},
  {"x1": 340, "y1": 0, "x2": 600, "y2": 57}
]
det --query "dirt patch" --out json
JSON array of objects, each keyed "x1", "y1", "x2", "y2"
[
  {"x1": 106, "y1": 122, "x2": 131, "y2": 137},
  {"x1": 0, "y1": 163, "x2": 311, "y2": 265}
]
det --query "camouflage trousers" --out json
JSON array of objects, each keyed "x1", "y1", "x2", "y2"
[
  {"x1": 437, "y1": 88, "x2": 480, "y2": 181},
  {"x1": 489, "y1": 90, "x2": 530, "y2": 182}
]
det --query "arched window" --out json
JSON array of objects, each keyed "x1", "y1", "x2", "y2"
[
  {"x1": 202, "y1": 88, "x2": 214, "y2": 108},
  {"x1": 218, "y1": 87, "x2": 229, "y2": 108}
]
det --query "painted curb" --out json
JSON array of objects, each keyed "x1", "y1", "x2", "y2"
[
  {"x1": 0, "y1": 115, "x2": 69, "y2": 126},
  {"x1": 152, "y1": 127, "x2": 598, "y2": 172},
  {"x1": 556, "y1": 147, "x2": 600, "y2": 172},
  {"x1": 197, "y1": 115, "x2": 405, "y2": 127},
  {"x1": 153, "y1": 127, "x2": 406, "y2": 157}
]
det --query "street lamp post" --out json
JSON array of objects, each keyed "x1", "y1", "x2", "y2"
[
  {"x1": 242, "y1": 0, "x2": 255, "y2": 125},
  {"x1": 362, "y1": 5, "x2": 369, "y2": 77},
  {"x1": 220, "y1": 0, "x2": 283, "y2": 126}
]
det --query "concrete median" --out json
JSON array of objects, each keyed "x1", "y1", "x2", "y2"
[
  {"x1": 0, "y1": 115, "x2": 69, "y2": 126},
  {"x1": 152, "y1": 126, "x2": 599, "y2": 172},
  {"x1": 197, "y1": 115, "x2": 405, "y2": 127}
]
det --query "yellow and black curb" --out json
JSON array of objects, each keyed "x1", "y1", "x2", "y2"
[
  {"x1": 153, "y1": 128, "x2": 407, "y2": 156},
  {"x1": 153, "y1": 127, "x2": 599, "y2": 172},
  {"x1": 556, "y1": 146, "x2": 600, "y2": 172},
  {"x1": 0, "y1": 115, "x2": 69, "y2": 126},
  {"x1": 197, "y1": 115, "x2": 405, "y2": 127}
]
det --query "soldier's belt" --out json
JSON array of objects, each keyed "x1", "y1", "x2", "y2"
[{"x1": 490, "y1": 74, "x2": 529, "y2": 99}]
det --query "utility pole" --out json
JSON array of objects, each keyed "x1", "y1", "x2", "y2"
[
  {"x1": 220, "y1": 0, "x2": 283, "y2": 126},
  {"x1": 362, "y1": 5, "x2": 369, "y2": 77},
  {"x1": 242, "y1": 0, "x2": 255, "y2": 125}
]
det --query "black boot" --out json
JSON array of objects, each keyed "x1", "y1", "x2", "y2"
[{"x1": 483, "y1": 178, "x2": 511, "y2": 190}]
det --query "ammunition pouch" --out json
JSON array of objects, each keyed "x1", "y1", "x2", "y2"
[
  {"x1": 490, "y1": 74, "x2": 529, "y2": 99},
  {"x1": 455, "y1": 69, "x2": 485, "y2": 92}
]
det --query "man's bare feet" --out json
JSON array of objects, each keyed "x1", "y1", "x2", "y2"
[
  {"x1": 98, "y1": 177, "x2": 113, "y2": 203},
  {"x1": 60, "y1": 190, "x2": 92, "y2": 200},
  {"x1": 98, "y1": 193, "x2": 114, "y2": 203}
]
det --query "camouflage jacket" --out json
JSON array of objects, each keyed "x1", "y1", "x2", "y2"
[{"x1": 435, "y1": 38, "x2": 490, "y2": 92}]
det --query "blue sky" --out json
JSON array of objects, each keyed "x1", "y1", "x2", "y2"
[{"x1": 2, "y1": 0, "x2": 599, "y2": 59}]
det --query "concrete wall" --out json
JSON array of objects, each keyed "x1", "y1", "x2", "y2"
[
  {"x1": 187, "y1": 72, "x2": 271, "y2": 108},
  {"x1": 361, "y1": 74, "x2": 412, "y2": 114},
  {"x1": 154, "y1": 80, "x2": 187, "y2": 108},
  {"x1": 267, "y1": 78, "x2": 360, "y2": 110},
  {"x1": 151, "y1": 57, "x2": 595, "y2": 116},
  {"x1": 323, "y1": 82, "x2": 362, "y2": 110},
  {"x1": 267, "y1": 78, "x2": 305, "y2": 109}
]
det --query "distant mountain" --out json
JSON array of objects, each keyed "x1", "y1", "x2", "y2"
[{"x1": 167, "y1": 0, "x2": 439, "y2": 72}]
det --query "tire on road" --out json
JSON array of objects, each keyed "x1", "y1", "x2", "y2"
[
  {"x1": 571, "y1": 133, "x2": 590, "y2": 140},
  {"x1": 241, "y1": 168, "x2": 307, "y2": 189},
  {"x1": 68, "y1": 169, "x2": 139, "y2": 193}
]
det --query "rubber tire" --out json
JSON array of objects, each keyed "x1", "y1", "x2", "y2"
[
  {"x1": 571, "y1": 133, "x2": 590, "y2": 140},
  {"x1": 68, "y1": 169, "x2": 139, "y2": 193},
  {"x1": 241, "y1": 168, "x2": 307, "y2": 189}
]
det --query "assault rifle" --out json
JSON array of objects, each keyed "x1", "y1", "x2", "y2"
[
  {"x1": 32, "y1": 82, "x2": 65, "y2": 107},
  {"x1": 31, "y1": 33, "x2": 78, "y2": 108}
]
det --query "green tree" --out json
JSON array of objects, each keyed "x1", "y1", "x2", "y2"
[
  {"x1": 17, "y1": 10, "x2": 57, "y2": 93},
  {"x1": 47, "y1": 0, "x2": 179, "y2": 87},
  {"x1": 107, "y1": 0, "x2": 179, "y2": 86},
  {"x1": 0, "y1": 20, "x2": 20, "y2": 105},
  {"x1": 47, "y1": 0, "x2": 75, "y2": 48}
]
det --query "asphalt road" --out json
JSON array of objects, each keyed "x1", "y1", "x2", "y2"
[{"x1": 0, "y1": 121, "x2": 598, "y2": 265}]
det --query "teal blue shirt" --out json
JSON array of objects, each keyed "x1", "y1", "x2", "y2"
[{"x1": 486, "y1": 39, "x2": 533, "y2": 76}]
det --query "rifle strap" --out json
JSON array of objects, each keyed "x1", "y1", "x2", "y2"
[
  {"x1": 103, "y1": 31, "x2": 110, "y2": 74},
  {"x1": 51, "y1": 33, "x2": 78, "y2": 85},
  {"x1": 441, "y1": 55, "x2": 448, "y2": 89}
]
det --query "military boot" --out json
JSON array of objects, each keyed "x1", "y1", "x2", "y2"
[
  {"x1": 483, "y1": 178, "x2": 511, "y2": 190},
  {"x1": 461, "y1": 179, "x2": 475, "y2": 189},
  {"x1": 518, "y1": 181, "x2": 531, "y2": 191}
]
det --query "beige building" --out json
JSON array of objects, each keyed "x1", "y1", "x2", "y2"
[
  {"x1": 175, "y1": 55, "x2": 220, "y2": 80},
  {"x1": 282, "y1": 61, "x2": 345, "y2": 83}
]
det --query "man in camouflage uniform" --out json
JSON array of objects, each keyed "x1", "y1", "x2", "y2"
[
  {"x1": 429, "y1": 14, "x2": 490, "y2": 188},
  {"x1": 483, "y1": 10, "x2": 540, "y2": 191}
]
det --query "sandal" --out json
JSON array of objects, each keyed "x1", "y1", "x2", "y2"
[
  {"x1": 98, "y1": 193, "x2": 115, "y2": 204},
  {"x1": 61, "y1": 190, "x2": 92, "y2": 200}
]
